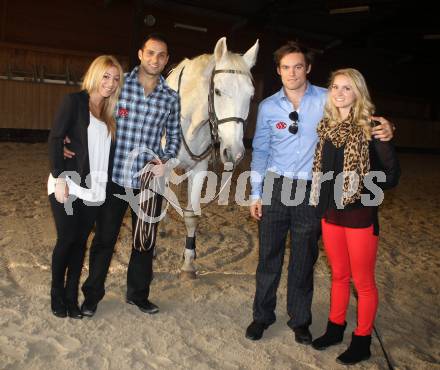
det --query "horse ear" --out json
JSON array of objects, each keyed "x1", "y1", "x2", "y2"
[
  {"x1": 214, "y1": 37, "x2": 228, "y2": 62},
  {"x1": 243, "y1": 39, "x2": 259, "y2": 69}
]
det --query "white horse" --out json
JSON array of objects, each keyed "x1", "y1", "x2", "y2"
[{"x1": 165, "y1": 37, "x2": 259, "y2": 278}]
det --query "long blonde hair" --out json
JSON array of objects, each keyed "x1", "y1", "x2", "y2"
[
  {"x1": 324, "y1": 68, "x2": 375, "y2": 139},
  {"x1": 82, "y1": 55, "x2": 124, "y2": 139}
]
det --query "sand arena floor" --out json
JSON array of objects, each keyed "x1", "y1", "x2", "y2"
[{"x1": 0, "y1": 143, "x2": 439, "y2": 370}]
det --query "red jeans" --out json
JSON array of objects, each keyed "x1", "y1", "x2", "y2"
[{"x1": 321, "y1": 219, "x2": 378, "y2": 336}]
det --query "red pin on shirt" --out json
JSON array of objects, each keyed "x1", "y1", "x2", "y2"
[
  {"x1": 276, "y1": 121, "x2": 287, "y2": 129},
  {"x1": 118, "y1": 108, "x2": 129, "y2": 117}
]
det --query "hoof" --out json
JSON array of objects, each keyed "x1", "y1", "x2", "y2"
[{"x1": 179, "y1": 270, "x2": 196, "y2": 280}]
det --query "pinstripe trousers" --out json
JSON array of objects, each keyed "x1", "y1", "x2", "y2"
[{"x1": 253, "y1": 175, "x2": 320, "y2": 328}]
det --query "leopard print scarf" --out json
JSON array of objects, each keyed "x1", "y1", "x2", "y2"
[{"x1": 310, "y1": 113, "x2": 370, "y2": 207}]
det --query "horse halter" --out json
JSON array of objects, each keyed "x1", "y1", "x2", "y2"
[
  {"x1": 207, "y1": 69, "x2": 249, "y2": 145},
  {"x1": 176, "y1": 66, "x2": 249, "y2": 162}
]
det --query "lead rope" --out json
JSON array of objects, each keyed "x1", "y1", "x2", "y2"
[
  {"x1": 133, "y1": 169, "x2": 158, "y2": 251},
  {"x1": 373, "y1": 325, "x2": 395, "y2": 370},
  {"x1": 133, "y1": 164, "x2": 234, "y2": 218}
]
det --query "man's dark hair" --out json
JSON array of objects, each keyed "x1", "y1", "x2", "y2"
[
  {"x1": 139, "y1": 32, "x2": 169, "y2": 52},
  {"x1": 273, "y1": 41, "x2": 314, "y2": 67}
]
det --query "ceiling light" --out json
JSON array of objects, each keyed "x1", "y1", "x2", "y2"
[
  {"x1": 174, "y1": 23, "x2": 207, "y2": 33},
  {"x1": 423, "y1": 34, "x2": 440, "y2": 40},
  {"x1": 329, "y1": 5, "x2": 370, "y2": 14}
]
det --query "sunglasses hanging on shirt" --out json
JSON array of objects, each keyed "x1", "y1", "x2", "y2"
[{"x1": 288, "y1": 111, "x2": 299, "y2": 134}]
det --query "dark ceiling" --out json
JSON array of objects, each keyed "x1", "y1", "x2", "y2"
[
  {"x1": 142, "y1": 0, "x2": 438, "y2": 62},
  {"x1": 134, "y1": 0, "x2": 439, "y2": 99}
]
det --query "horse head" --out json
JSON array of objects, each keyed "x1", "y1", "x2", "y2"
[{"x1": 210, "y1": 37, "x2": 259, "y2": 165}]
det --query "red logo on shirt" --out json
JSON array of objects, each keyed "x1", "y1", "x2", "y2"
[
  {"x1": 276, "y1": 121, "x2": 287, "y2": 129},
  {"x1": 118, "y1": 108, "x2": 129, "y2": 117}
]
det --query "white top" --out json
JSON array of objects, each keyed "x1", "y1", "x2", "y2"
[{"x1": 48, "y1": 114, "x2": 112, "y2": 203}]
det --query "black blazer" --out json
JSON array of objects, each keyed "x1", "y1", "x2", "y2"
[
  {"x1": 48, "y1": 90, "x2": 115, "y2": 186},
  {"x1": 316, "y1": 138, "x2": 401, "y2": 235}
]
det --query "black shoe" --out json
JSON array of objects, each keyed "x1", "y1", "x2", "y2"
[
  {"x1": 126, "y1": 299, "x2": 159, "y2": 314},
  {"x1": 80, "y1": 301, "x2": 98, "y2": 317},
  {"x1": 336, "y1": 333, "x2": 371, "y2": 365},
  {"x1": 312, "y1": 320, "x2": 346, "y2": 350},
  {"x1": 66, "y1": 302, "x2": 83, "y2": 319},
  {"x1": 51, "y1": 296, "x2": 67, "y2": 318},
  {"x1": 51, "y1": 304, "x2": 67, "y2": 318},
  {"x1": 293, "y1": 325, "x2": 313, "y2": 345},
  {"x1": 245, "y1": 321, "x2": 269, "y2": 341}
]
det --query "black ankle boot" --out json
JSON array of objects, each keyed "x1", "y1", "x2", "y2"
[
  {"x1": 312, "y1": 320, "x2": 346, "y2": 350},
  {"x1": 336, "y1": 333, "x2": 371, "y2": 365}
]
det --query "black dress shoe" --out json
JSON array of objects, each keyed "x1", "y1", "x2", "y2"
[
  {"x1": 245, "y1": 321, "x2": 270, "y2": 341},
  {"x1": 66, "y1": 302, "x2": 83, "y2": 319},
  {"x1": 80, "y1": 301, "x2": 97, "y2": 317},
  {"x1": 51, "y1": 305, "x2": 67, "y2": 318},
  {"x1": 293, "y1": 325, "x2": 313, "y2": 345},
  {"x1": 51, "y1": 297, "x2": 67, "y2": 318},
  {"x1": 126, "y1": 299, "x2": 159, "y2": 314}
]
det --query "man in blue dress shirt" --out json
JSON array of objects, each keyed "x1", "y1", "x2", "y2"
[{"x1": 245, "y1": 41, "x2": 394, "y2": 344}]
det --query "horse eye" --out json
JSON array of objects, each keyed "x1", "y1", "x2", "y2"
[{"x1": 214, "y1": 88, "x2": 221, "y2": 96}]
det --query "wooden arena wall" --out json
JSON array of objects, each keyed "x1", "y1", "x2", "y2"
[{"x1": 0, "y1": 0, "x2": 438, "y2": 149}]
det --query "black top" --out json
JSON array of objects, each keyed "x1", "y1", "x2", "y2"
[
  {"x1": 316, "y1": 138, "x2": 400, "y2": 235},
  {"x1": 48, "y1": 90, "x2": 115, "y2": 187}
]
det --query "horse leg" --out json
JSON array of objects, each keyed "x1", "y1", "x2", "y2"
[
  {"x1": 179, "y1": 161, "x2": 207, "y2": 279},
  {"x1": 179, "y1": 210, "x2": 198, "y2": 279}
]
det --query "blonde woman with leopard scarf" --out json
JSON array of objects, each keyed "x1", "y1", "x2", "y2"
[{"x1": 310, "y1": 68, "x2": 400, "y2": 365}]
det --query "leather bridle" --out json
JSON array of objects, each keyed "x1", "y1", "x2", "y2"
[{"x1": 177, "y1": 66, "x2": 249, "y2": 162}]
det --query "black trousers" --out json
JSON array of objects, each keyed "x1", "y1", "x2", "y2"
[
  {"x1": 49, "y1": 194, "x2": 99, "y2": 303},
  {"x1": 81, "y1": 181, "x2": 162, "y2": 304},
  {"x1": 253, "y1": 175, "x2": 320, "y2": 328}
]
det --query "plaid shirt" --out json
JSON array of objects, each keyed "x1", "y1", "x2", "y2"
[{"x1": 112, "y1": 66, "x2": 181, "y2": 189}]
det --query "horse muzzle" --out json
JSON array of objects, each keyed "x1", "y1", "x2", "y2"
[{"x1": 221, "y1": 145, "x2": 244, "y2": 165}]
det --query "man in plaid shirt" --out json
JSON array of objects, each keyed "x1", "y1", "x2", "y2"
[
  {"x1": 112, "y1": 61, "x2": 181, "y2": 189},
  {"x1": 78, "y1": 33, "x2": 181, "y2": 316}
]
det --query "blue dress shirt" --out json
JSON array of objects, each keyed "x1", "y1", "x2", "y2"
[{"x1": 250, "y1": 82, "x2": 327, "y2": 198}]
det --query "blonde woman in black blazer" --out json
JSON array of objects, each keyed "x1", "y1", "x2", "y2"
[{"x1": 48, "y1": 55, "x2": 123, "y2": 318}]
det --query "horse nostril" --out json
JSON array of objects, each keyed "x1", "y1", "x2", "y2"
[{"x1": 223, "y1": 148, "x2": 230, "y2": 159}]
